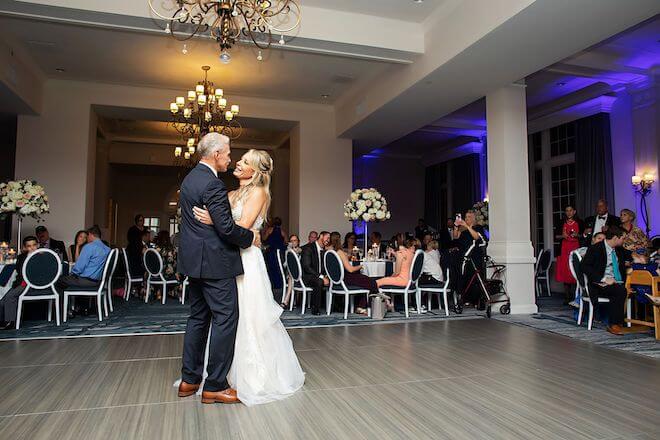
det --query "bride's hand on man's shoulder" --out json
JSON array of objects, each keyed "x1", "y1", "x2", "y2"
[{"x1": 193, "y1": 206, "x2": 213, "y2": 225}]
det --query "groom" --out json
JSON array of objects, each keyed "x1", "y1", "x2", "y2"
[{"x1": 177, "y1": 133, "x2": 259, "y2": 404}]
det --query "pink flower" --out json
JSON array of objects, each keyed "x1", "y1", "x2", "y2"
[
  {"x1": 15, "y1": 200, "x2": 25, "y2": 208},
  {"x1": 23, "y1": 193, "x2": 31, "y2": 199}
]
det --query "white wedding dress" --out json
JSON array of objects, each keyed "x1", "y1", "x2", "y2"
[{"x1": 176, "y1": 199, "x2": 305, "y2": 406}]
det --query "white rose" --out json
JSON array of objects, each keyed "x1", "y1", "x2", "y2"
[
  {"x1": 373, "y1": 201, "x2": 381, "y2": 209},
  {"x1": 386, "y1": 212, "x2": 391, "y2": 219},
  {"x1": 362, "y1": 213, "x2": 371, "y2": 221},
  {"x1": 376, "y1": 211, "x2": 385, "y2": 220}
]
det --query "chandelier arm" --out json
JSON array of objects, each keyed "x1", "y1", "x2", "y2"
[
  {"x1": 147, "y1": 0, "x2": 191, "y2": 21},
  {"x1": 252, "y1": 1, "x2": 302, "y2": 34}
]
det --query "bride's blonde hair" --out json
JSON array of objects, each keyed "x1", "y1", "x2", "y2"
[{"x1": 233, "y1": 149, "x2": 273, "y2": 217}]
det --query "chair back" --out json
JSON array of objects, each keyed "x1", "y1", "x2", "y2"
[
  {"x1": 100, "y1": 249, "x2": 119, "y2": 291},
  {"x1": 276, "y1": 249, "x2": 287, "y2": 286},
  {"x1": 569, "y1": 251, "x2": 586, "y2": 289},
  {"x1": 625, "y1": 270, "x2": 655, "y2": 290},
  {"x1": 410, "y1": 250, "x2": 425, "y2": 283},
  {"x1": 286, "y1": 249, "x2": 302, "y2": 282},
  {"x1": 22, "y1": 248, "x2": 62, "y2": 290},
  {"x1": 538, "y1": 249, "x2": 552, "y2": 273},
  {"x1": 122, "y1": 248, "x2": 136, "y2": 278},
  {"x1": 324, "y1": 250, "x2": 344, "y2": 286},
  {"x1": 144, "y1": 248, "x2": 163, "y2": 277}
]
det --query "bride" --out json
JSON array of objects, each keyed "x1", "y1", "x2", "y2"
[{"x1": 189, "y1": 149, "x2": 305, "y2": 406}]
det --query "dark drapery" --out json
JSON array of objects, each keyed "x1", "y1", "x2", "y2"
[
  {"x1": 424, "y1": 153, "x2": 481, "y2": 230},
  {"x1": 575, "y1": 113, "x2": 614, "y2": 217},
  {"x1": 0, "y1": 115, "x2": 17, "y2": 242},
  {"x1": 451, "y1": 154, "x2": 481, "y2": 216}
]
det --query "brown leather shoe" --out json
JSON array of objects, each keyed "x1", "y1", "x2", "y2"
[
  {"x1": 178, "y1": 381, "x2": 200, "y2": 397},
  {"x1": 607, "y1": 324, "x2": 625, "y2": 335},
  {"x1": 201, "y1": 388, "x2": 240, "y2": 404}
]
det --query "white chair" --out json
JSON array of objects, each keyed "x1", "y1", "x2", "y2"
[
  {"x1": 181, "y1": 276, "x2": 189, "y2": 304},
  {"x1": 419, "y1": 266, "x2": 452, "y2": 317},
  {"x1": 144, "y1": 248, "x2": 179, "y2": 304},
  {"x1": 535, "y1": 249, "x2": 553, "y2": 297},
  {"x1": 324, "y1": 250, "x2": 370, "y2": 319},
  {"x1": 378, "y1": 250, "x2": 425, "y2": 318},
  {"x1": 122, "y1": 248, "x2": 143, "y2": 300},
  {"x1": 63, "y1": 249, "x2": 118, "y2": 322},
  {"x1": 16, "y1": 248, "x2": 62, "y2": 329},
  {"x1": 285, "y1": 249, "x2": 313, "y2": 314},
  {"x1": 105, "y1": 247, "x2": 120, "y2": 313},
  {"x1": 277, "y1": 249, "x2": 288, "y2": 304}
]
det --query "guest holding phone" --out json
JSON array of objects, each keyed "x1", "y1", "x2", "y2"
[{"x1": 580, "y1": 226, "x2": 629, "y2": 335}]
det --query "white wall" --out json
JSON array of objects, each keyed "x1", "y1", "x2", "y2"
[{"x1": 15, "y1": 79, "x2": 352, "y2": 244}]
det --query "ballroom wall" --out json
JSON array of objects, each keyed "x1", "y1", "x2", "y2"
[{"x1": 15, "y1": 79, "x2": 351, "y2": 245}]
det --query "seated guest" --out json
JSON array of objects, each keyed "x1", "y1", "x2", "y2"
[
  {"x1": 287, "y1": 234, "x2": 302, "y2": 255},
  {"x1": 67, "y1": 230, "x2": 88, "y2": 263},
  {"x1": 583, "y1": 199, "x2": 620, "y2": 246},
  {"x1": 328, "y1": 234, "x2": 378, "y2": 315},
  {"x1": 307, "y1": 230, "x2": 318, "y2": 244},
  {"x1": 56, "y1": 225, "x2": 111, "y2": 316},
  {"x1": 0, "y1": 236, "x2": 40, "y2": 330},
  {"x1": 376, "y1": 238, "x2": 416, "y2": 289},
  {"x1": 155, "y1": 230, "x2": 177, "y2": 279},
  {"x1": 420, "y1": 240, "x2": 444, "y2": 286},
  {"x1": 281, "y1": 234, "x2": 302, "y2": 308},
  {"x1": 628, "y1": 249, "x2": 660, "y2": 307},
  {"x1": 142, "y1": 230, "x2": 153, "y2": 248},
  {"x1": 343, "y1": 232, "x2": 358, "y2": 252},
  {"x1": 422, "y1": 233, "x2": 432, "y2": 250},
  {"x1": 619, "y1": 209, "x2": 649, "y2": 255},
  {"x1": 35, "y1": 225, "x2": 68, "y2": 262},
  {"x1": 580, "y1": 226, "x2": 629, "y2": 335},
  {"x1": 576, "y1": 232, "x2": 606, "y2": 258},
  {"x1": 328, "y1": 231, "x2": 342, "y2": 251},
  {"x1": 300, "y1": 231, "x2": 331, "y2": 315},
  {"x1": 369, "y1": 231, "x2": 387, "y2": 257},
  {"x1": 263, "y1": 218, "x2": 287, "y2": 291}
]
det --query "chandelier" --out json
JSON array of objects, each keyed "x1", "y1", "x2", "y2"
[
  {"x1": 169, "y1": 65, "x2": 240, "y2": 160},
  {"x1": 148, "y1": 0, "x2": 302, "y2": 62}
]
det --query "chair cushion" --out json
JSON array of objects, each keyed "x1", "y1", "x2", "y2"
[
  {"x1": 418, "y1": 284, "x2": 446, "y2": 290},
  {"x1": 65, "y1": 283, "x2": 101, "y2": 292},
  {"x1": 379, "y1": 285, "x2": 407, "y2": 290}
]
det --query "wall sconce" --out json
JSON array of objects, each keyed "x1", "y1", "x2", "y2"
[{"x1": 631, "y1": 173, "x2": 654, "y2": 236}]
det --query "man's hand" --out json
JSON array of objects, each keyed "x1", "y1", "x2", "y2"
[
  {"x1": 454, "y1": 218, "x2": 466, "y2": 228},
  {"x1": 604, "y1": 277, "x2": 616, "y2": 286},
  {"x1": 252, "y1": 230, "x2": 262, "y2": 248},
  {"x1": 193, "y1": 206, "x2": 213, "y2": 225},
  {"x1": 322, "y1": 276, "x2": 330, "y2": 286}
]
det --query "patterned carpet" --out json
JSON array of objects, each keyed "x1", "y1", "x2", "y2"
[{"x1": 1, "y1": 293, "x2": 657, "y2": 359}]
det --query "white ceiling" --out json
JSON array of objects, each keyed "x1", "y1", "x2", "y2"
[
  {"x1": 304, "y1": 0, "x2": 448, "y2": 23},
  {"x1": 0, "y1": 15, "x2": 397, "y2": 103}
]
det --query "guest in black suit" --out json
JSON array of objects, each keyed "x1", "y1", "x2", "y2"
[
  {"x1": 0, "y1": 236, "x2": 39, "y2": 329},
  {"x1": 300, "y1": 231, "x2": 331, "y2": 315},
  {"x1": 369, "y1": 231, "x2": 388, "y2": 257},
  {"x1": 439, "y1": 218, "x2": 455, "y2": 250},
  {"x1": 580, "y1": 226, "x2": 628, "y2": 335},
  {"x1": 583, "y1": 199, "x2": 621, "y2": 246},
  {"x1": 35, "y1": 225, "x2": 68, "y2": 262},
  {"x1": 177, "y1": 133, "x2": 257, "y2": 402}
]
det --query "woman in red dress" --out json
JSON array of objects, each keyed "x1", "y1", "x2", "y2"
[{"x1": 555, "y1": 205, "x2": 583, "y2": 305}]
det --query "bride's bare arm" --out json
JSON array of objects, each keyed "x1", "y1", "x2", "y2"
[{"x1": 193, "y1": 189, "x2": 266, "y2": 229}]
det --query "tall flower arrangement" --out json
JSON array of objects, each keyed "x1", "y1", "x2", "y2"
[
  {"x1": 472, "y1": 200, "x2": 488, "y2": 227},
  {"x1": 344, "y1": 188, "x2": 391, "y2": 257},
  {"x1": 0, "y1": 180, "x2": 50, "y2": 220}
]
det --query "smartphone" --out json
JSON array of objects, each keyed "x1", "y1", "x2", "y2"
[{"x1": 455, "y1": 213, "x2": 462, "y2": 222}]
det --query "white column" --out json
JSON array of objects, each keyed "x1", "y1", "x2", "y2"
[{"x1": 486, "y1": 83, "x2": 537, "y2": 314}]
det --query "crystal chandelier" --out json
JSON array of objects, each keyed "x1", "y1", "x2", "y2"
[
  {"x1": 169, "y1": 65, "x2": 240, "y2": 160},
  {"x1": 148, "y1": 0, "x2": 302, "y2": 62}
]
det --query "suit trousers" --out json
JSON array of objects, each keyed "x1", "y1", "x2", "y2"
[
  {"x1": 302, "y1": 275, "x2": 325, "y2": 313},
  {"x1": 591, "y1": 283, "x2": 627, "y2": 326},
  {"x1": 181, "y1": 277, "x2": 239, "y2": 392},
  {"x1": 0, "y1": 286, "x2": 26, "y2": 322}
]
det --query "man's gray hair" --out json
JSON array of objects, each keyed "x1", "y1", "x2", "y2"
[{"x1": 197, "y1": 132, "x2": 230, "y2": 158}]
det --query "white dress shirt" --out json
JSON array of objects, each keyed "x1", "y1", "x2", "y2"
[
  {"x1": 422, "y1": 249, "x2": 444, "y2": 282},
  {"x1": 601, "y1": 241, "x2": 615, "y2": 282},
  {"x1": 593, "y1": 213, "x2": 608, "y2": 234},
  {"x1": 315, "y1": 241, "x2": 324, "y2": 278}
]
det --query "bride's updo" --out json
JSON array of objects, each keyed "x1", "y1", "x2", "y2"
[{"x1": 235, "y1": 149, "x2": 274, "y2": 216}]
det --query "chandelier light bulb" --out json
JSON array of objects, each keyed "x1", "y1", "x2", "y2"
[
  {"x1": 205, "y1": 111, "x2": 212, "y2": 122},
  {"x1": 182, "y1": 43, "x2": 188, "y2": 54},
  {"x1": 174, "y1": 146, "x2": 182, "y2": 157},
  {"x1": 169, "y1": 103, "x2": 178, "y2": 114},
  {"x1": 187, "y1": 91, "x2": 196, "y2": 101},
  {"x1": 188, "y1": 146, "x2": 195, "y2": 154},
  {"x1": 225, "y1": 111, "x2": 234, "y2": 121},
  {"x1": 643, "y1": 173, "x2": 655, "y2": 183},
  {"x1": 195, "y1": 84, "x2": 205, "y2": 95},
  {"x1": 183, "y1": 108, "x2": 192, "y2": 118},
  {"x1": 231, "y1": 105, "x2": 239, "y2": 115},
  {"x1": 176, "y1": 96, "x2": 185, "y2": 107},
  {"x1": 219, "y1": 50, "x2": 231, "y2": 64},
  {"x1": 197, "y1": 94, "x2": 207, "y2": 106},
  {"x1": 184, "y1": 151, "x2": 191, "y2": 160},
  {"x1": 219, "y1": 98, "x2": 227, "y2": 108},
  {"x1": 632, "y1": 175, "x2": 642, "y2": 185},
  {"x1": 187, "y1": 138, "x2": 195, "y2": 147},
  {"x1": 214, "y1": 88, "x2": 224, "y2": 97}
]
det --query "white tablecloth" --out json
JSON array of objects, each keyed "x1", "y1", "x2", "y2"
[{"x1": 361, "y1": 261, "x2": 388, "y2": 278}]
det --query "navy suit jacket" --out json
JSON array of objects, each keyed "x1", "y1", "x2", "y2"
[{"x1": 177, "y1": 163, "x2": 254, "y2": 280}]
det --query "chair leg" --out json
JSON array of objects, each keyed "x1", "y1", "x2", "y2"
[
  {"x1": 289, "y1": 292, "x2": 295, "y2": 311},
  {"x1": 344, "y1": 294, "x2": 349, "y2": 320},
  {"x1": 587, "y1": 302, "x2": 594, "y2": 330},
  {"x1": 301, "y1": 291, "x2": 306, "y2": 315},
  {"x1": 326, "y1": 293, "x2": 332, "y2": 316},
  {"x1": 97, "y1": 295, "x2": 103, "y2": 321},
  {"x1": 63, "y1": 294, "x2": 69, "y2": 323},
  {"x1": 108, "y1": 286, "x2": 114, "y2": 312},
  {"x1": 626, "y1": 298, "x2": 632, "y2": 328},
  {"x1": 425, "y1": 291, "x2": 431, "y2": 311},
  {"x1": 416, "y1": 289, "x2": 421, "y2": 314},
  {"x1": 577, "y1": 300, "x2": 584, "y2": 326},
  {"x1": 404, "y1": 293, "x2": 409, "y2": 318},
  {"x1": 366, "y1": 292, "x2": 371, "y2": 317},
  {"x1": 125, "y1": 279, "x2": 130, "y2": 301},
  {"x1": 162, "y1": 283, "x2": 167, "y2": 305},
  {"x1": 55, "y1": 296, "x2": 60, "y2": 326},
  {"x1": 145, "y1": 280, "x2": 150, "y2": 303},
  {"x1": 103, "y1": 292, "x2": 109, "y2": 317},
  {"x1": 546, "y1": 276, "x2": 551, "y2": 297},
  {"x1": 47, "y1": 300, "x2": 53, "y2": 322},
  {"x1": 443, "y1": 291, "x2": 449, "y2": 317},
  {"x1": 350, "y1": 296, "x2": 354, "y2": 314},
  {"x1": 16, "y1": 298, "x2": 23, "y2": 329}
]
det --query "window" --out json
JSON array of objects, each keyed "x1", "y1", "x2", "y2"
[
  {"x1": 169, "y1": 216, "x2": 179, "y2": 236},
  {"x1": 532, "y1": 132, "x2": 543, "y2": 162},
  {"x1": 550, "y1": 121, "x2": 576, "y2": 157},
  {"x1": 144, "y1": 217, "x2": 160, "y2": 235},
  {"x1": 551, "y1": 163, "x2": 576, "y2": 256},
  {"x1": 534, "y1": 168, "x2": 544, "y2": 252}
]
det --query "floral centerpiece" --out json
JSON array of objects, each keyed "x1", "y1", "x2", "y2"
[
  {"x1": 472, "y1": 200, "x2": 488, "y2": 228},
  {"x1": 344, "y1": 188, "x2": 391, "y2": 257},
  {"x1": 0, "y1": 179, "x2": 50, "y2": 246}
]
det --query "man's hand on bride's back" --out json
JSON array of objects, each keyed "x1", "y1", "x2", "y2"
[
  {"x1": 193, "y1": 206, "x2": 213, "y2": 225},
  {"x1": 252, "y1": 231, "x2": 262, "y2": 248}
]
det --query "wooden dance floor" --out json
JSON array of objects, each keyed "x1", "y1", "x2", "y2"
[{"x1": 0, "y1": 319, "x2": 658, "y2": 439}]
